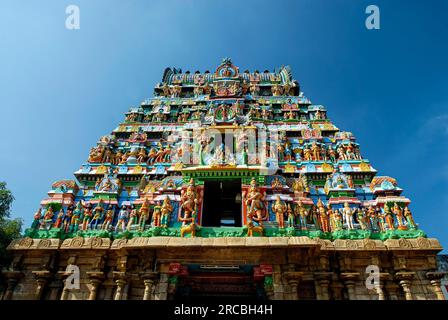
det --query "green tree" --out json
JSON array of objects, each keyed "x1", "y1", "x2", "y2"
[{"x1": 0, "y1": 182, "x2": 23, "y2": 268}]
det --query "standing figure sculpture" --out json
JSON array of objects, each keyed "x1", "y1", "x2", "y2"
[
  {"x1": 311, "y1": 142, "x2": 321, "y2": 161},
  {"x1": 102, "y1": 205, "x2": 115, "y2": 231},
  {"x1": 127, "y1": 206, "x2": 138, "y2": 231},
  {"x1": 343, "y1": 202, "x2": 354, "y2": 230},
  {"x1": 41, "y1": 207, "x2": 54, "y2": 230},
  {"x1": 404, "y1": 207, "x2": 417, "y2": 229},
  {"x1": 383, "y1": 203, "x2": 395, "y2": 231},
  {"x1": 161, "y1": 197, "x2": 173, "y2": 228},
  {"x1": 329, "y1": 205, "x2": 343, "y2": 231},
  {"x1": 53, "y1": 208, "x2": 65, "y2": 229},
  {"x1": 139, "y1": 200, "x2": 150, "y2": 231},
  {"x1": 392, "y1": 203, "x2": 407, "y2": 230},
  {"x1": 245, "y1": 178, "x2": 265, "y2": 226},
  {"x1": 355, "y1": 208, "x2": 367, "y2": 230},
  {"x1": 368, "y1": 206, "x2": 379, "y2": 232},
  {"x1": 152, "y1": 202, "x2": 162, "y2": 227},
  {"x1": 357, "y1": 207, "x2": 370, "y2": 230},
  {"x1": 81, "y1": 202, "x2": 93, "y2": 231},
  {"x1": 295, "y1": 200, "x2": 308, "y2": 230},
  {"x1": 90, "y1": 200, "x2": 105, "y2": 230},
  {"x1": 70, "y1": 202, "x2": 83, "y2": 233},
  {"x1": 32, "y1": 208, "x2": 42, "y2": 230},
  {"x1": 179, "y1": 179, "x2": 199, "y2": 237},
  {"x1": 272, "y1": 196, "x2": 287, "y2": 229},
  {"x1": 310, "y1": 205, "x2": 320, "y2": 230},
  {"x1": 317, "y1": 199, "x2": 329, "y2": 232},
  {"x1": 115, "y1": 205, "x2": 129, "y2": 233},
  {"x1": 63, "y1": 206, "x2": 73, "y2": 233},
  {"x1": 377, "y1": 207, "x2": 386, "y2": 232},
  {"x1": 286, "y1": 204, "x2": 295, "y2": 228}
]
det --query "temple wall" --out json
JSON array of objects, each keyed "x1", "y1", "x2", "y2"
[{"x1": 1, "y1": 236, "x2": 444, "y2": 300}]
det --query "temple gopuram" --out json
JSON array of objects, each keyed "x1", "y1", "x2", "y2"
[{"x1": 3, "y1": 58, "x2": 445, "y2": 300}]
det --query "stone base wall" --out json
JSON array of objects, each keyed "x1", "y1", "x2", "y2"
[{"x1": 1, "y1": 236, "x2": 445, "y2": 300}]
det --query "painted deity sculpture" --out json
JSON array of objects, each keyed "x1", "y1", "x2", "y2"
[
  {"x1": 295, "y1": 200, "x2": 308, "y2": 230},
  {"x1": 139, "y1": 200, "x2": 150, "y2": 231},
  {"x1": 311, "y1": 142, "x2": 321, "y2": 161},
  {"x1": 311, "y1": 205, "x2": 320, "y2": 230},
  {"x1": 392, "y1": 203, "x2": 407, "y2": 230},
  {"x1": 152, "y1": 202, "x2": 162, "y2": 227},
  {"x1": 329, "y1": 206, "x2": 343, "y2": 231},
  {"x1": 63, "y1": 206, "x2": 73, "y2": 233},
  {"x1": 70, "y1": 202, "x2": 83, "y2": 233},
  {"x1": 180, "y1": 179, "x2": 198, "y2": 220},
  {"x1": 32, "y1": 208, "x2": 42, "y2": 230},
  {"x1": 179, "y1": 179, "x2": 199, "y2": 237},
  {"x1": 343, "y1": 202, "x2": 355, "y2": 230},
  {"x1": 317, "y1": 199, "x2": 330, "y2": 232},
  {"x1": 161, "y1": 197, "x2": 173, "y2": 228},
  {"x1": 127, "y1": 206, "x2": 139, "y2": 231},
  {"x1": 90, "y1": 200, "x2": 105, "y2": 230},
  {"x1": 383, "y1": 203, "x2": 395, "y2": 231},
  {"x1": 286, "y1": 204, "x2": 294, "y2": 228},
  {"x1": 115, "y1": 205, "x2": 129, "y2": 233},
  {"x1": 357, "y1": 208, "x2": 370, "y2": 230},
  {"x1": 377, "y1": 207, "x2": 386, "y2": 232},
  {"x1": 102, "y1": 206, "x2": 115, "y2": 231},
  {"x1": 41, "y1": 207, "x2": 54, "y2": 231},
  {"x1": 272, "y1": 196, "x2": 287, "y2": 229},
  {"x1": 81, "y1": 202, "x2": 93, "y2": 231},
  {"x1": 53, "y1": 208, "x2": 64, "y2": 229},
  {"x1": 404, "y1": 207, "x2": 417, "y2": 229},
  {"x1": 245, "y1": 178, "x2": 265, "y2": 226},
  {"x1": 367, "y1": 207, "x2": 378, "y2": 231}
]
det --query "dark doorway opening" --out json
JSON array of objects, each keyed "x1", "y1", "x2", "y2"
[
  {"x1": 174, "y1": 268, "x2": 267, "y2": 300},
  {"x1": 202, "y1": 179, "x2": 242, "y2": 227}
]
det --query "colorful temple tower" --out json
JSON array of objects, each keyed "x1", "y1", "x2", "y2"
[{"x1": 3, "y1": 59, "x2": 445, "y2": 300}]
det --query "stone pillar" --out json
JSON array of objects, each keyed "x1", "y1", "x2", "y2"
[
  {"x1": 375, "y1": 273, "x2": 391, "y2": 301},
  {"x1": 48, "y1": 280, "x2": 63, "y2": 300},
  {"x1": 3, "y1": 279, "x2": 18, "y2": 300},
  {"x1": 32, "y1": 271, "x2": 51, "y2": 300},
  {"x1": 283, "y1": 272, "x2": 303, "y2": 300},
  {"x1": 395, "y1": 272, "x2": 415, "y2": 300},
  {"x1": 340, "y1": 273, "x2": 360, "y2": 300},
  {"x1": 1, "y1": 271, "x2": 23, "y2": 300},
  {"x1": 426, "y1": 272, "x2": 446, "y2": 301},
  {"x1": 57, "y1": 270, "x2": 73, "y2": 300},
  {"x1": 141, "y1": 272, "x2": 158, "y2": 300},
  {"x1": 88, "y1": 279, "x2": 101, "y2": 300},
  {"x1": 114, "y1": 279, "x2": 127, "y2": 300},
  {"x1": 86, "y1": 272, "x2": 104, "y2": 301},
  {"x1": 102, "y1": 279, "x2": 116, "y2": 300},
  {"x1": 35, "y1": 278, "x2": 48, "y2": 300},
  {"x1": 314, "y1": 272, "x2": 332, "y2": 300},
  {"x1": 60, "y1": 286, "x2": 69, "y2": 300},
  {"x1": 113, "y1": 272, "x2": 127, "y2": 300}
]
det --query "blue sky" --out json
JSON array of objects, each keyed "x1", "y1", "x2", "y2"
[{"x1": 0, "y1": 0, "x2": 447, "y2": 251}]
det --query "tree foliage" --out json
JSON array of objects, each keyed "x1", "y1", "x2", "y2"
[{"x1": 0, "y1": 182, "x2": 23, "y2": 268}]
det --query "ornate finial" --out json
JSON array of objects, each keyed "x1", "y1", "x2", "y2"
[{"x1": 222, "y1": 57, "x2": 232, "y2": 65}]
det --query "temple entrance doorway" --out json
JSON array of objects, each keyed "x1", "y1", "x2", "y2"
[
  {"x1": 201, "y1": 179, "x2": 242, "y2": 227},
  {"x1": 174, "y1": 265, "x2": 266, "y2": 300}
]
